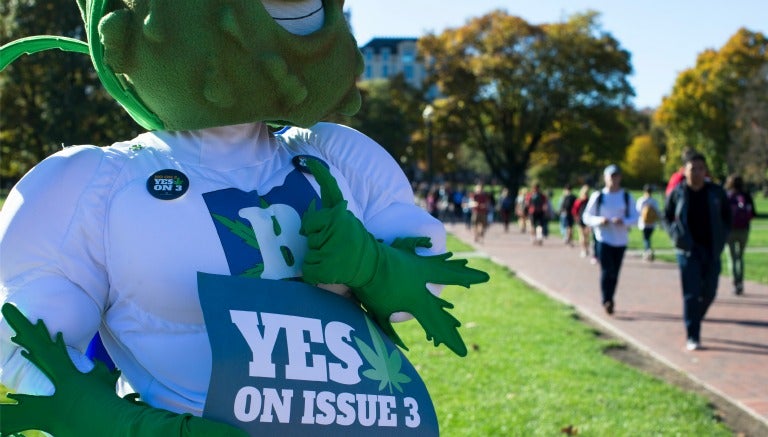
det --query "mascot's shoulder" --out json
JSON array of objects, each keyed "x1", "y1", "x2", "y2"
[
  {"x1": 278, "y1": 122, "x2": 375, "y2": 148},
  {"x1": 25, "y1": 144, "x2": 107, "y2": 185},
  {"x1": 277, "y1": 122, "x2": 394, "y2": 169},
  {"x1": 18, "y1": 133, "x2": 173, "y2": 200}
]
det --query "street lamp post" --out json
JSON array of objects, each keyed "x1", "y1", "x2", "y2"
[{"x1": 422, "y1": 104, "x2": 435, "y2": 184}]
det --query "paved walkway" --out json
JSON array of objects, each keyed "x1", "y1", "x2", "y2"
[{"x1": 444, "y1": 221, "x2": 768, "y2": 431}]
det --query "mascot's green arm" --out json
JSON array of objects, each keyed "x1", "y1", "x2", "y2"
[
  {"x1": 0, "y1": 303, "x2": 248, "y2": 437},
  {"x1": 300, "y1": 159, "x2": 490, "y2": 357}
]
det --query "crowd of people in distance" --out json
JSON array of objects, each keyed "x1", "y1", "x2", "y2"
[
  {"x1": 413, "y1": 149, "x2": 758, "y2": 352},
  {"x1": 418, "y1": 181, "x2": 497, "y2": 243}
]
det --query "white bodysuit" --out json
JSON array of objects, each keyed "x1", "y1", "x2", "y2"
[{"x1": 0, "y1": 122, "x2": 444, "y2": 416}]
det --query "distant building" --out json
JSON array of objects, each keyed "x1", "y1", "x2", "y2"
[{"x1": 359, "y1": 38, "x2": 429, "y2": 89}]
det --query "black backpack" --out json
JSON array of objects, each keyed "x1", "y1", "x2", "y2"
[
  {"x1": 561, "y1": 194, "x2": 576, "y2": 214},
  {"x1": 529, "y1": 192, "x2": 545, "y2": 214}
]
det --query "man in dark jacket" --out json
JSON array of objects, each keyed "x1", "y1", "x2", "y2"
[{"x1": 664, "y1": 152, "x2": 731, "y2": 351}]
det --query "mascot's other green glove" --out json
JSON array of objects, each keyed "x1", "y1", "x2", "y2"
[
  {"x1": 300, "y1": 159, "x2": 489, "y2": 357},
  {"x1": 0, "y1": 303, "x2": 247, "y2": 437}
]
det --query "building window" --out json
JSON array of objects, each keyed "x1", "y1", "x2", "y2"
[
  {"x1": 382, "y1": 65, "x2": 389, "y2": 77},
  {"x1": 404, "y1": 64, "x2": 414, "y2": 81},
  {"x1": 401, "y1": 48, "x2": 415, "y2": 64}
]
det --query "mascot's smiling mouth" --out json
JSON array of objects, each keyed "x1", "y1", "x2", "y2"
[{"x1": 261, "y1": 0, "x2": 325, "y2": 35}]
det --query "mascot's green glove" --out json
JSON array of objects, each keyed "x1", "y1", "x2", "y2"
[
  {"x1": 300, "y1": 160, "x2": 489, "y2": 357},
  {"x1": 0, "y1": 303, "x2": 247, "y2": 437}
]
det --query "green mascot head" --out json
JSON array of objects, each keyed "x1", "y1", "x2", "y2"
[{"x1": 2, "y1": 0, "x2": 364, "y2": 131}]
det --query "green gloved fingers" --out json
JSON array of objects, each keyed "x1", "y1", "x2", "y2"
[
  {"x1": 300, "y1": 159, "x2": 490, "y2": 356},
  {"x1": 390, "y1": 237, "x2": 490, "y2": 289},
  {"x1": 357, "y1": 237, "x2": 489, "y2": 356},
  {"x1": 0, "y1": 303, "x2": 247, "y2": 437},
  {"x1": 308, "y1": 158, "x2": 345, "y2": 208}
]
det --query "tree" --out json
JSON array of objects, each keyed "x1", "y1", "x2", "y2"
[
  {"x1": 328, "y1": 75, "x2": 425, "y2": 180},
  {"x1": 655, "y1": 28, "x2": 768, "y2": 182},
  {"x1": 417, "y1": 10, "x2": 634, "y2": 196},
  {"x1": 1, "y1": 0, "x2": 141, "y2": 187},
  {"x1": 621, "y1": 135, "x2": 663, "y2": 187},
  {"x1": 729, "y1": 64, "x2": 768, "y2": 187}
]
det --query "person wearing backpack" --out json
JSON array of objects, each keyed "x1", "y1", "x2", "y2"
[
  {"x1": 525, "y1": 183, "x2": 549, "y2": 245},
  {"x1": 636, "y1": 184, "x2": 662, "y2": 261},
  {"x1": 558, "y1": 184, "x2": 577, "y2": 246},
  {"x1": 724, "y1": 174, "x2": 757, "y2": 295},
  {"x1": 499, "y1": 187, "x2": 514, "y2": 232},
  {"x1": 572, "y1": 185, "x2": 592, "y2": 258},
  {"x1": 582, "y1": 164, "x2": 638, "y2": 315}
]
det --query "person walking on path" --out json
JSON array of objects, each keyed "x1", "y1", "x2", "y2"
[
  {"x1": 571, "y1": 184, "x2": 592, "y2": 258},
  {"x1": 724, "y1": 174, "x2": 757, "y2": 295},
  {"x1": 636, "y1": 184, "x2": 662, "y2": 261},
  {"x1": 664, "y1": 152, "x2": 731, "y2": 351},
  {"x1": 469, "y1": 182, "x2": 491, "y2": 242},
  {"x1": 582, "y1": 164, "x2": 638, "y2": 315},
  {"x1": 515, "y1": 187, "x2": 529, "y2": 233},
  {"x1": 542, "y1": 189, "x2": 555, "y2": 239},
  {"x1": 558, "y1": 184, "x2": 577, "y2": 246},
  {"x1": 525, "y1": 183, "x2": 549, "y2": 245},
  {"x1": 498, "y1": 187, "x2": 514, "y2": 232}
]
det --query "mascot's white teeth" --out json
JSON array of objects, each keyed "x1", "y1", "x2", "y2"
[{"x1": 261, "y1": 0, "x2": 325, "y2": 35}]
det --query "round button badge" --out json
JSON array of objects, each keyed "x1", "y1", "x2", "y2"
[
  {"x1": 291, "y1": 155, "x2": 329, "y2": 174},
  {"x1": 146, "y1": 169, "x2": 189, "y2": 200}
]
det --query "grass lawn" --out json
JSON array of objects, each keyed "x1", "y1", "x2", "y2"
[{"x1": 394, "y1": 252, "x2": 731, "y2": 436}]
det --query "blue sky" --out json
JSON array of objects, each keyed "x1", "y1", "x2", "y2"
[{"x1": 345, "y1": 0, "x2": 767, "y2": 109}]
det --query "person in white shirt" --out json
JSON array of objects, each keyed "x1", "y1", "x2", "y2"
[{"x1": 582, "y1": 164, "x2": 639, "y2": 315}]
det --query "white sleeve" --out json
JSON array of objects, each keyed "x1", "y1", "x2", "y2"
[{"x1": 1, "y1": 146, "x2": 107, "y2": 394}]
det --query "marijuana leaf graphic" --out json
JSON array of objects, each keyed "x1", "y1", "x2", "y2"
[
  {"x1": 211, "y1": 213, "x2": 259, "y2": 250},
  {"x1": 241, "y1": 264, "x2": 265, "y2": 278},
  {"x1": 354, "y1": 317, "x2": 411, "y2": 394}
]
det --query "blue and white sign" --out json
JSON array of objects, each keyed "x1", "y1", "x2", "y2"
[{"x1": 198, "y1": 273, "x2": 439, "y2": 436}]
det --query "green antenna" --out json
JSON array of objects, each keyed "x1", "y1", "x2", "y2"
[
  {"x1": 0, "y1": 0, "x2": 164, "y2": 131},
  {"x1": 0, "y1": 36, "x2": 89, "y2": 70}
]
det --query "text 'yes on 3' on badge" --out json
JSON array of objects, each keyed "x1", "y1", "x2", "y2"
[{"x1": 147, "y1": 169, "x2": 189, "y2": 200}]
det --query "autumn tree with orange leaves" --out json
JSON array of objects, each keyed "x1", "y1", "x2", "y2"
[{"x1": 655, "y1": 28, "x2": 768, "y2": 183}]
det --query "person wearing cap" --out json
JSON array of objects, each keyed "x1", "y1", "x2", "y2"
[
  {"x1": 582, "y1": 164, "x2": 638, "y2": 315},
  {"x1": 664, "y1": 152, "x2": 731, "y2": 351}
]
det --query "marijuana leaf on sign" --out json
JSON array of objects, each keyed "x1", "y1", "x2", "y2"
[{"x1": 354, "y1": 317, "x2": 411, "y2": 394}]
